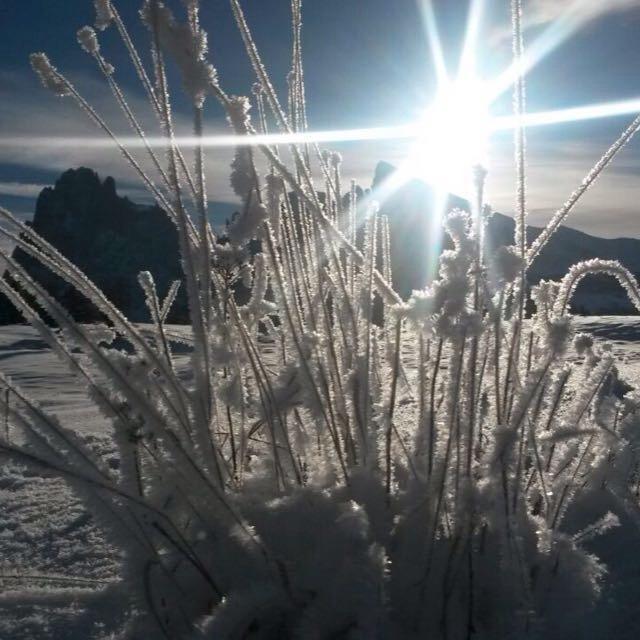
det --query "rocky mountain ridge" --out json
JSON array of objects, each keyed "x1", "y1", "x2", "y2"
[
  {"x1": 0, "y1": 164, "x2": 637, "y2": 324},
  {"x1": 0, "y1": 168, "x2": 187, "y2": 324}
]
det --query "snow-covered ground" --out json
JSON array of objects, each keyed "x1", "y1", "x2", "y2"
[
  {"x1": 1, "y1": 318, "x2": 639, "y2": 639},
  {"x1": 0, "y1": 318, "x2": 632, "y2": 434},
  {"x1": 0, "y1": 324, "x2": 194, "y2": 437}
]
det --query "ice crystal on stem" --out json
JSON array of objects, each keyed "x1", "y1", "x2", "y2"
[
  {"x1": 140, "y1": 0, "x2": 217, "y2": 107},
  {"x1": 94, "y1": 0, "x2": 115, "y2": 31},
  {"x1": 29, "y1": 53, "x2": 70, "y2": 97}
]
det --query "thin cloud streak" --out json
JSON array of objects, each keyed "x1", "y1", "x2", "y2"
[
  {"x1": 525, "y1": 0, "x2": 640, "y2": 29},
  {"x1": 2, "y1": 66, "x2": 640, "y2": 240},
  {"x1": 0, "y1": 70, "x2": 238, "y2": 203},
  {"x1": 491, "y1": 0, "x2": 640, "y2": 43},
  {"x1": 0, "y1": 182, "x2": 48, "y2": 198},
  {"x1": 487, "y1": 135, "x2": 640, "y2": 239}
]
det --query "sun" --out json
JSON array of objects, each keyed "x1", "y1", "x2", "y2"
[{"x1": 408, "y1": 76, "x2": 492, "y2": 198}]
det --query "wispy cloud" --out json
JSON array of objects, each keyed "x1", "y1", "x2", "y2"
[
  {"x1": 486, "y1": 133, "x2": 640, "y2": 239},
  {"x1": 491, "y1": 0, "x2": 640, "y2": 45},
  {"x1": 524, "y1": 0, "x2": 640, "y2": 29},
  {"x1": 1, "y1": 67, "x2": 640, "y2": 241},
  {"x1": 0, "y1": 70, "x2": 238, "y2": 204},
  {"x1": 0, "y1": 181, "x2": 48, "y2": 198},
  {"x1": 0, "y1": 68, "x2": 389, "y2": 213}
]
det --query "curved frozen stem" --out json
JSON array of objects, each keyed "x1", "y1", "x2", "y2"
[{"x1": 554, "y1": 258, "x2": 640, "y2": 316}]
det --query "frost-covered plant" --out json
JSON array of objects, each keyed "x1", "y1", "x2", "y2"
[{"x1": 2, "y1": 1, "x2": 640, "y2": 638}]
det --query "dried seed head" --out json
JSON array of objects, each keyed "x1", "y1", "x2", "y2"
[
  {"x1": 77, "y1": 26, "x2": 100, "y2": 55},
  {"x1": 574, "y1": 333, "x2": 594, "y2": 355},
  {"x1": 265, "y1": 173, "x2": 285, "y2": 198},
  {"x1": 330, "y1": 152, "x2": 343, "y2": 168},
  {"x1": 228, "y1": 201, "x2": 268, "y2": 246},
  {"x1": 532, "y1": 280, "x2": 559, "y2": 308},
  {"x1": 547, "y1": 316, "x2": 573, "y2": 354},
  {"x1": 230, "y1": 148, "x2": 254, "y2": 199},
  {"x1": 137, "y1": 270, "x2": 155, "y2": 292},
  {"x1": 227, "y1": 95, "x2": 252, "y2": 133},
  {"x1": 141, "y1": 0, "x2": 217, "y2": 107},
  {"x1": 444, "y1": 209, "x2": 470, "y2": 243},
  {"x1": 77, "y1": 26, "x2": 114, "y2": 74},
  {"x1": 94, "y1": 0, "x2": 115, "y2": 31},
  {"x1": 30, "y1": 53, "x2": 70, "y2": 97},
  {"x1": 473, "y1": 163, "x2": 488, "y2": 190}
]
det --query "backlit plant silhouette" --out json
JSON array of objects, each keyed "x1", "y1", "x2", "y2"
[{"x1": 2, "y1": 1, "x2": 640, "y2": 638}]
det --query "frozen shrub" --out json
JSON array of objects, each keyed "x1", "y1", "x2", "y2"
[{"x1": 2, "y1": 1, "x2": 640, "y2": 638}]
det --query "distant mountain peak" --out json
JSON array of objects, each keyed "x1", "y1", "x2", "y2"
[
  {"x1": 0, "y1": 167, "x2": 187, "y2": 325},
  {"x1": 373, "y1": 161, "x2": 640, "y2": 314},
  {"x1": 372, "y1": 161, "x2": 396, "y2": 188}
]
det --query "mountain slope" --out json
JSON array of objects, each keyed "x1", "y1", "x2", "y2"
[{"x1": 373, "y1": 161, "x2": 640, "y2": 314}]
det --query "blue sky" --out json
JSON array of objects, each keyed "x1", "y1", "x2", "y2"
[{"x1": 1, "y1": 1, "x2": 640, "y2": 238}]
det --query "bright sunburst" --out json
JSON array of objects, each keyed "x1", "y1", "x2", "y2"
[
  {"x1": 3, "y1": 0, "x2": 640, "y2": 210},
  {"x1": 408, "y1": 76, "x2": 492, "y2": 196}
]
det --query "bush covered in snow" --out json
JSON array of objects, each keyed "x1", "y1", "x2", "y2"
[{"x1": 2, "y1": 1, "x2": 640, "y2": 638}]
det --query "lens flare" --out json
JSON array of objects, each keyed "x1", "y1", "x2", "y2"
[
  {"x1": 408, "y1": 77, "x2": 491, "y2": 196},
  {"x1": 492, "y1": 98, "x2": 640, "y2": 132},
  {"x1": 2, "y1": 0, "x2": 638, "y2": 219},
  {"x1": 487, "y1": 0, "x2": 607, "y2": 104},
  {"x1": 417, "y1": 0, "x2": 448, "y2": 85},
  {"x1": 1, "y1": 97, "x2": 638, "y2": 155},
  {"x1": 459, "y1": 0, "x2": 485, "y2": 80}
]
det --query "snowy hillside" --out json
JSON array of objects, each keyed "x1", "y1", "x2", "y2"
[
  {"x1": 375, "y1": 161, "x2": 640, "y2": 313},
  {"x1": 1, "y1": 317, "x2": 640, "y2": 639}
]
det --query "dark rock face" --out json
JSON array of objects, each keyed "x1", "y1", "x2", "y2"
[
  {"x1": 373, "y1": 161, "x2": 469, "y2": 298},
  {"x1": 0, "y1": 168, "x2": 187, "y2": 324}
]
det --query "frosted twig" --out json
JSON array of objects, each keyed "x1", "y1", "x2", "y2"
[{"x1": 528, "y1": 112, "x2": 640, "y2": 265}]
